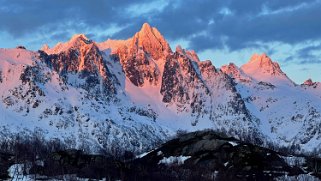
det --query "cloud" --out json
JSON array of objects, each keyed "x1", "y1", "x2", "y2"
[
  {"x1": 143, "y1": 0, "x2": 321, "y2": 66},
  {"x1": 296, "y1": 44, "x2": 321, "y2": 64},
  {"x1": 184, "y1": 0, "x2": 321, "y2": 51},
  {"x1": 0, "y1": 0, "x2": 150, "y2": 38},
  {"x1": 281, "y1": 42, "x2": 321, "y2": 65},
  {"x1": 1, "y1": 0, "x2": 321, "y2": 67}
]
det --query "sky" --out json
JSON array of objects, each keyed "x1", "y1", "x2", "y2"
[{"x1": 0, "y1": 0, "x2": 320, "y2": 83}]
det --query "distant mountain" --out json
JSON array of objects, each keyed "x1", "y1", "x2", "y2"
[
  {"x1": 240, "y1": 53, "x2": 293, "y2": 85},
  {"x1": 0, "y1": 23, "x2": 321, "y2": 155}
]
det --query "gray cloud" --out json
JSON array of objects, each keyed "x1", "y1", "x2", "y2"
[
  {"x1": 0, "y1": 0, "x2": 149, "y2": 38},
  {"x1": 299, "y1": 59, "x2": 321, "y2": 64},
  {"x1": 283, "y1": 43, "x2": 321, "y2": 65},
  {"x1": 1, "y1": 0, "x2": 321, "y2": 66},
  {"x1": 186, "y1": 0, "x2": 321, "y2": 51}
]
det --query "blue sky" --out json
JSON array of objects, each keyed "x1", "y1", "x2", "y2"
[{"x1": 0, "y1": 0, "x2": 320, "y2": 83}]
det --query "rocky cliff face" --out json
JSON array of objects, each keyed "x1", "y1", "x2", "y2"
[
  {"x1": 40, "y1": 35, "x2": 117, "y2": 100},
  {"x1": 99, "y1": 23, "x2": 171, "y2": 87},
  {"x1": 160, "y1": 48, "x2": 210, "y2": 115}
]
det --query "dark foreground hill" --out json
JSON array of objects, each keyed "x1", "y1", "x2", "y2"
[{"x1": 1, "y1": 130, "x2": 321, "y2": 180}]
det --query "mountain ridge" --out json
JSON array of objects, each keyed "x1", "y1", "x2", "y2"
[{"x1": 0, "y1": 23, "x2": 321, "y2": 156}]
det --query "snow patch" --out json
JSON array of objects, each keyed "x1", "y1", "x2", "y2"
[{"x1": 158, "y1": 155, "x2": 191, "y2": 165}]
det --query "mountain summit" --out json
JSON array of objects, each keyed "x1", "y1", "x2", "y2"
[
  {"x1": 302, "y1": 78, "x2": 315, "y2": 86},
  {"x1": 42, "y1": 34, "x2": 93, "y2": 55},
  {"x1": 98, "y1": 23, "x2": 171, "y2": 59},
  {"x1": 241, "y1": 53, "x2": 284, "y2": 76},
  {"x1": 241, "y1": 53, "x2": 292, "y2": 84},
  {"x1": 132, "y1": 23, "x2": 172, "y2": 60},
  {"x1": 97, "y1": 23, "x2": 172, "y2": 86}
]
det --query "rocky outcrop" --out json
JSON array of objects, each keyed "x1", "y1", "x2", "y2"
[
  {"x1": 303, "y1": 79, "x2": 315, "y2": 86},
  {"x1": 100, "y1": 23, "x2": 171, "y2": 87},
  {"x1": 221, "y1": 63, "x2": 251, "y2": 83},
  {"x1": 0, "y1": 152, "x2": 14, "y2": 180},
  {"x1": 137, "y1": 131, "x2": 318, "y2": 180},
  {"x1": 160, "y1": 48, "x2": 211, "y2": 118},
  {"x1": 302, "y1": 78, "x2": 319, "y2": 88},
  {"x1": 4, "y1": 131, "x2": 321, "y2": 181},
  {"x1": 39, "y1": 35, "x2": 117, "y2": 100}
]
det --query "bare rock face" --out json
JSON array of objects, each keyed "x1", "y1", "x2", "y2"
[
  {"x1": 221, "y1": 63, "x2": 251, "y2": 82},
  {"x1": 116, "y1": 44, "x2": 160, "y2": 87},
  {"x1": 101, "y1": 23, "x2": 172, "y2": 87},
  {"x1": 160, "y1": 48, "x2": 211, "y2": 118},
  {"x1": 118, "y1": 23, "x2": 171, "y2": 87},
  {"x1": 302, "y1": 78, "x2": 319, "y2": 88},
  {"x1": 303, "y1": 79, "x2": 314, "y2": 86},
  {"x1": 199, "y1": 61, "x2": 254, "y2": 129},
  {"x1": 39, "y1": 35, "x2": 117, "y2": 100},
  {"x1": 132, "y1": 23, "x2": 172, "y2": 60}
]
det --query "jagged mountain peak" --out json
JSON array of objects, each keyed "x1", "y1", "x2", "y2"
[
  {"x1": 137, "y1": 23, "x2": 162, "y2": 41},
  {"x1": 185, "y1": 50, "x2": 200, "y2": 62},
  {"x1": 70, "y1": 33, "x2": 90, "y2": 41},
  {"x1": 68, "y1": 34, "x2": 93, "y2": 46},
  {"x1": 175, "y1": 45, "x2": 184, "y2": 54},
  {"x1": 245, "y1": 53, "x2": 279, "y2": 70},
  {"x1": 2, "y1": 23, "x2": 321, "y2": 161},
  {"x1": 140, "y1": 23, "x2": 154, "y2": 34},
  {"x1": 221, "y1": 63, "x2": 240, "y2": 76},
  {"x1": 302, "y1": 78, "x2": 319, "y2": 87},
  {"x1": 249, "y1": 53, "x2": 269, "y2": 62},
  {"x1": 41, "y1": 44, "x2": 50, "y2": 51},
  {"x1": 221, "y1": 63, "x2": 251, "y2": 82},
  {"x1": 43, "y1": 34, "x2": 94, "y2": 55},
  {"x1": 222, "y1": 62, "x2": 238, "y2": 70},
  {"x1": 303, "y1": 78, "x2": 314, "y2": 85},
  {"x1": 131, "y1": 23, "x2": 172, "y2": 60},
  {"x1": 175, "y1": 45, "x2": 200, "y2": 62},
  {"x1": 38, "y1": 33, "x2": 111, "y2": 77},
  {"x1": 248, "y1": 53, "x2": 283, "y2": 71},
  {"x1": 98, "y1": 23, "x2": 171, "y2": 60},
  {"x1": 240, "y1": 53, "x2": 292, "y2": 84}
]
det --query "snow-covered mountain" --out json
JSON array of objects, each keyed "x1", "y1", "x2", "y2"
[
  {"x1": 0, "y1": 23, "x2": 321, "y2": 154},
  {"x1": 222, "y1": 54, "x2": 321, "y2": 152}
]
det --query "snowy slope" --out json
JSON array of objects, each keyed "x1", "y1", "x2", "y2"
[
  {"x1": 0, "y1": 47, "x2": 171, "y2": 154},
  {"x1": 222, "y1": 54, "x2": 321, "y2": 152},
  {"x1": 301, "y1": 79, "x2": 321, "y2": 99}
]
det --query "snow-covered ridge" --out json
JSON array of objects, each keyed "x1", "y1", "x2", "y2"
[
  {"x1": 42, "y1": 34, "x2": 93, "y2": 55},
  {"x1": 0, "y1": 23, "x2": 321, "y2": 155}
]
